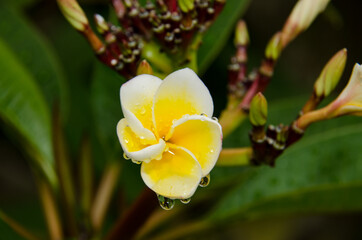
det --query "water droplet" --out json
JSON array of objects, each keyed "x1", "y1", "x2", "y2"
[
  {"x1": 199, "y1": 174, "x2": 210, "y2": 187},
  {"x1": 212, "y1": 117, "x2": 219, "y2": 122},
  {"x1": 180, "y1": 198, "x2": 191, "y2": 204},
  {"x1": 158, "y1": 195, "x2": 175, "y2": 210},
  {"x1": 139, "y1": 107, "x2": 146, "y2": 115},
  {"x1": 200, "y1": 113, "x2": 207, "y2": 116},
  {"x1": 123, "y1": 153, "x2": 130, "y2": 160},
  {"x1": 132, "y1": 159, "x2": 142, "y2": 164}
]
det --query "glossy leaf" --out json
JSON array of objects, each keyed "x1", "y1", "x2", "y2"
[
  {"x1": 91, "y1": 62, "x2": 147, "y2": 203},
  {"x1": 198, "y1": 0, "x2": 251, "y2": 74},
  {"x1": 91, "y1": 61, "x2": 124, "y2": 157},
  {"x1": 209, "y1": 95, "x2": 362, "y2": 222},
  {"x1": 0, "y1": 39, "x2": 56, "y2": 186},
  {"x1": 0, "y1": 5, "x2": 68, "y2": 115}
]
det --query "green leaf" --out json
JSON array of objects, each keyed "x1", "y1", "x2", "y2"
[
  {"x1": 0, "y1": 5, "x2": 68, "y2": 115},
  {"x1": 0, "y1": 0, "x2": 39, "y2": 9},
  {"x1": 198, "y1": 0, "x2": 251, "y2": 74},
  {"x1": 0, "y1": 39, "x2": 56, "y2": 186},
  {"x1": 209, "y1": 95, "x2": 362, "y2": 222},
  {"x1": 90, "y1": 62, "x2": 146, "y2": 203},
  {"x1": 91, "y1": 61, "x2": 124, "y2": 157}
]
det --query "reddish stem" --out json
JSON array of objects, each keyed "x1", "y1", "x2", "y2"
[{"x1": 105, "y1": 188, "x2": 159, "y2": 240}]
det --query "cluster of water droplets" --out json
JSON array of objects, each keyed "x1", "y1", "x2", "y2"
[
  {"x1": 123, "y1": 152, "x2": 142, "y2": 164},
  {"x1": 200, "y1": 113, "x2": 219, "y2": 123},
  {"x1": 156, "y1": 174, "x2": 211, "y2": 209}
]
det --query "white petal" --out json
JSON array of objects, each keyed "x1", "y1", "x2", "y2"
[
  {"x1": 152, "y1": 68, "x2": 214, "y2": 138},
  {"x1": 166, "y1": 114, "x2": 222, "y2": 176},
  {"x1": 117, "y1": 118, "x2": 166, "y2": 163},
  {"x1": 120, "y1": 74, "x2": 162, "y2": 142},
  {"x1": 337, "y1": 63, "x2": 362, "y2": 103},
  {"x1": 141, "y1": 146, "x2": 202, "y2": 199}
]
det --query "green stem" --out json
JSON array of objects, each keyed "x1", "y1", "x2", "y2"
[
  {"x1": 216, "y1": 147, "x2": 252, "y2": 166},
  {"x1": 0, "y1": 210, "x2": 42, "y2": 240},
  {"x1": 37, "y1": 181, "x2": 63, "y2": 240},
  {"x1": 79, "y1": 135, "x2": 93, "y2": 226},
  {"x1": 52, "y1": 106, "x2": 77, "y2": 235},
  {"x1": 219, "y1": 95, "x2": 247, "y2": 137},
  {"x1": 91, "y1": 161, "x2": 122, "y2": 232},
  {"x1": 141, "y1": 41, "x2": 173, "y2": 74}
]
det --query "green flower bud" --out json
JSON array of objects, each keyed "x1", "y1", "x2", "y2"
[
  {"x1": 178, "y1": 0, "x2": 195, "y2": 13},
  {"x1": 265, "y1": 32, "x2": 282, "y2": 60},
  {"x1": 314, "y1": 48, "x2": 347, "y2": 98},
  {"x1": 137, "y1": 60, "x2": 153, "y2": 75},
  {"x1": 234, "y1": 20, "x2": 249, "y2": 46},
  {"x1": 249, "y1": 93, "x2": 268, "y2": 126},
  {"x1": 57, "y1": 0, "x2": 89, "y2": 31}
]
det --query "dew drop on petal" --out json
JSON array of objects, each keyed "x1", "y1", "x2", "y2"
[
  {"x1": 200, "y1": 113, "x2": 206, "y2": 116},
  {"x1": 180, "y1": 198, "x2": 191, "y2": 204},
  {"x1": 123, "y1": 153, "x2": 130, "y2": 160},
  {"x1": 132, "y1": 159, "x2": 142, "y2": 164},
  {"x1": 212, "y1": 117, "x2": 219, "y2": 122},
  {"x1": 157, "y1": 195, "x2": 175, "y2": 210},
  {"x1": 140, "y1": 107, "x2": 146, "y2": 115},
  {"x1": 199, "y1": 174, "x2": 210, "y2": 187}
]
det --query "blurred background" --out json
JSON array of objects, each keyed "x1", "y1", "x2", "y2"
[{"x1": 1, "y1": 0, "x2": 362, "y2": 239}]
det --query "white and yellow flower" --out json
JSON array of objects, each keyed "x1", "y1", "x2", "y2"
[{"x1": 116, "y1": 68, "x2": 222, "y2": 200}]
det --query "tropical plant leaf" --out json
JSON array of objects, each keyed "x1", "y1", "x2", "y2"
[
  {"x1": 198, "y1": 0, "x2": 251, "y2": 74},
  {"x1": 208, "y1": 95, "x2": 362, "y2": 222},
  {"x1": 90, "y1": 61, "x2": 145, "y2": 203},
  {"x1": 90, "y1": 61, "x2": 124, "y2": 157},
  {"x1": 0, "y1": 5, "x2": 68, "y2": 115},
  {"x1": 0, "y1": 39, "x2": 56, "y2": 186},
  {"x1": 1, "y1": 0, "x2": 39, "y2": 9}
]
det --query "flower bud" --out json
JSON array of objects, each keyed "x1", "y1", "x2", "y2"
[
  {"x1": 137, "y1": 60, "x2": 153, "y2": 75},
  {"x1": 249, "y1": 92, "x2": 268, "y2": 126},
  {"x1": 296, "y1": 63, "x2": 362, "y2": 130},
  {"x1": 178, "y1": 0, "x2": 195, "y2": 12},
  {"x1": 265, "y1": 32, "x2": 282, "y2": 61},
  {"x1": 281, "y1": 0, "x2": 330, "y2": 47},
  {"x1": 314, "y1": 48, "x2": 347, "y2": 98},
  {"x1": 57, "y1": 0, "x2": 89, "y2": 31},
  {"x1": 234, "y1": 20, "x2": 249, "y2": 46},
  {"x1": 329, "y1": 63, "x2": 362, "y2": 117}
]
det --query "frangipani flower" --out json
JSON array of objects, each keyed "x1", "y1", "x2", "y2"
[{"x1": 117, "y1": 68, "x2": 222, "y2": 201}]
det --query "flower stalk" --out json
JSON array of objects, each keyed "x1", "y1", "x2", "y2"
[
  {"x1": 52, "y1": 106, "x2": 77, "y2": 236},
  {"x1": 301, "y1": 48, "x2": 347, "y2": 114},
  {"x1": 91, "y1": 161, "x2": 122, "y2": 232},
  {"x1": 216, "y1": 147, "x2": 252, "y2": 166}
]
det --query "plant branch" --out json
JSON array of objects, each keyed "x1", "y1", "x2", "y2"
[
  {"x1": 37, "y1": 181, "x2": 63, "y2": 240},
  {"x1": 52, "y1": 106, "x2": 77, "y2": 236},
  {"x1": 91, "y1": 161, "x2": 122, "y2": 232},
  {"x1": 105, "y1": 187, "x2": 159, "y2": 240},
  {"x1": 216, "y1": 147, "x2": 252, "y2": 166}
]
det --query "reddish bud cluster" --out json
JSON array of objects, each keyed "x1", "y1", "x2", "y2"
[{"x1": 93, "y1": 0, "x2": 225, "y2": 78}]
